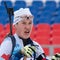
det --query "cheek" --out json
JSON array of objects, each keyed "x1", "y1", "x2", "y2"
[
  {"x1": 18, "y1": 26, "x2": 24, "y2": 33},
  {"x1": 30, "y1": 25, "x2": 33, "y2": 29},
  {"x1": 19, "y1": 27, "x2": 23, "y2": 31}
]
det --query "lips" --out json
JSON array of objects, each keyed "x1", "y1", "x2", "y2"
[{"x1": 24, "y1": 31, "x2": 30, "y2": 34}]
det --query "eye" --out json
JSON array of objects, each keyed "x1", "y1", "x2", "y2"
[{"x1": 29, "y1": 21, "x2": 32, "y2": 24}]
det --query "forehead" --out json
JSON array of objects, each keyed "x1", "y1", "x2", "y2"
[{"x1": 20, "y1": 19, "x2": 33, "y2": 22}]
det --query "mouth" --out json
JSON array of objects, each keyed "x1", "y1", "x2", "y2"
[{"x1": 24, "y1": 31, "x2": 30, "y2": 34}]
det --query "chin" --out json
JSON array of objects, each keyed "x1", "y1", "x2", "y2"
[{"x1": 23, "y1": 36, "x2": 29, "y2": 39}]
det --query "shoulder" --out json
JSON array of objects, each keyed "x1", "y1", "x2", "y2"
[
  {"x1": 0, "y1": 37, "x2": 12, "y2": 56},
  {"x1": 32, "y1": 40, "x2": 44, "y2": 58},
  {"x1": 32, "y1": 40, "x2": 41, "y2": 47},
  {"x1": 32, "y1": 40, "x2": 44, "y2": 54},
  {"x1": 0, "y1": 36, "x2": 12, "y2": 49},
  {"x1": 2, "y1": 36, "x2": 12, "y2": 44}
]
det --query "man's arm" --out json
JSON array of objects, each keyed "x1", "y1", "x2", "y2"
[
  {"x1": 33, "y1": 41, "x2": 47, "y2": 60},
  {"x1": 0, "y1": 37, "x2": 12, "y2": 60}
]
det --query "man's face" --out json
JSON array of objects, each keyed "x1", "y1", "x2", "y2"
[{"x1": 15, "y1": 19, "x2": 33, "y2": 39}]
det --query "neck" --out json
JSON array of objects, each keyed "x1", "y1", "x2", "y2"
[{"x1": 18, "y1": 36, "x2": 30, "y2": 46}]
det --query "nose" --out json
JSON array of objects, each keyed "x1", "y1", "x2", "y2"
[{"x1": 25, "y1": 25, "x2": 31, "y2": 30}]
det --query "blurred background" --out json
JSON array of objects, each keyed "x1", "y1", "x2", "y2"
[{"x1": 0, "y1": 0, "x2": 60, "y2": 58}]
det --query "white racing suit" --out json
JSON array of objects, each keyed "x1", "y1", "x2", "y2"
[{"x1": 0, "y1": 33, "x2": 47, "y2": 60}]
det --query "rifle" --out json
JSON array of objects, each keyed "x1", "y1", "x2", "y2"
[{"x1": 4, "y1": 1, "x2": 14, "y2": 35}]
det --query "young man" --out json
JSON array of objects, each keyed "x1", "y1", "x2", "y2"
[{"x1": 0, "y1": 8, "x2": 47, "y2": 60}]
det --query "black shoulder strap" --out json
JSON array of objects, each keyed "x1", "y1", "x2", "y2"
[{"x1": 7, "y1": 34, "x2": 16, "y2": 58}]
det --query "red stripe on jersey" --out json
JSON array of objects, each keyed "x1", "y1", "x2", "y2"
[
  {"x1": 42, "y1": 58, "x2": 46, "y2": 60},
  {"x1": 1, "y1": 54, "x2": 10, "y2": 60}
]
